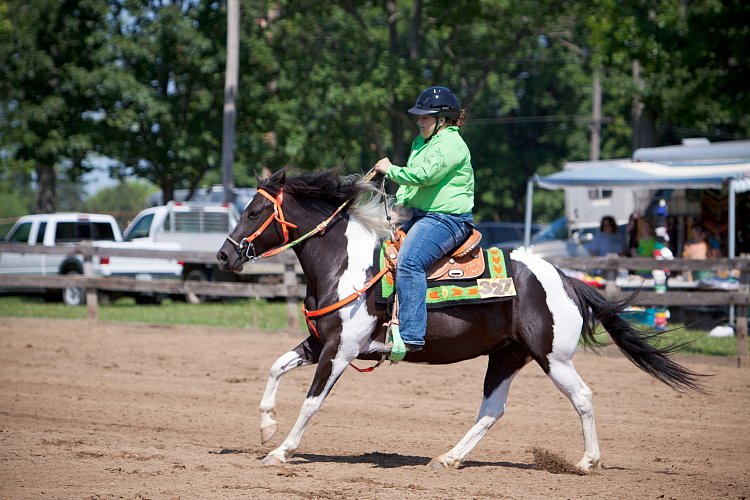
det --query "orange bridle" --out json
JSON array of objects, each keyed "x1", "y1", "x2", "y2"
[{"x1": 226, "y1": 189, "x2": 298, "y2": 260}]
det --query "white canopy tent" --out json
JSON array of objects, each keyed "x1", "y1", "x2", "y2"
[{"x1": 526, "y1": 140, "x2": 750, "y2": 258}]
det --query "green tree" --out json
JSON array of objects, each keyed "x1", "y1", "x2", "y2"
[
  {"x1": 0, "y1": 0, "x2": 111, "y2": 212},
  {"x1": 99, "y1": 0, "x2": 226, "y2": 203},
  {"x1": 582, "y1": 0, "x2": 750, "y2": 148},
  {"x1": 83, "y1": 180, "x2": 157, "y2": 227}
]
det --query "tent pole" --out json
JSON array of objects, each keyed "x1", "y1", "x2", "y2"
[
  {"x1": 728, "y1": 180, "x2": 736, "y2": 326},
  {"x1": 524, "y1": 178, "x2": 534, "y2": 248},
  {"x1": 729, "y1": 180, "x2": 736, "y2": 259}
]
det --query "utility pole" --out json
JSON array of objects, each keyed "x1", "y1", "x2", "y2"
[
  {"x1": 221, "y1": 0, "x2": 239, "y2": 204},
  {"x1": 590, "y1": 73, "x2": 601, "y2": 161}
]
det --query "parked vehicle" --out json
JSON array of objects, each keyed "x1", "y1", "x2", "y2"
[
  {"x1": 475, "y1": 221, "x2": 542, "y2": 249},
  {"x1": 123, "y1": 202, "x2": 245, "y2": 303},
  {"x1": 0, "y1": 213, "x2": 182, "y2": 305},
  {"x1": 492, "y1": 217, "x2": 592, "y2": 259}
]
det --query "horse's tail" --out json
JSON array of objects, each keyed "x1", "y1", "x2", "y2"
[{"x1": 568, "y1": 276, "x2": 708, "y2": 393}]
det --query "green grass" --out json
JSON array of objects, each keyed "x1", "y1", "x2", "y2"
[
  {"x1": 0, "y1": 296, "x2": 304, "y2": 332},
  {"x1": 591, "y1": 324, "x2": 739, "y2": 357},
  {"x1": 0, "y1": 296, "x2": 742, "y2": 357}
]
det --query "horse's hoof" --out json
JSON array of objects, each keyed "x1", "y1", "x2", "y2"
[
  {"x1": 261, "y1": 453, "x2": 285, "y2": 465},
  {"x1": 429, "y1": 456, "x2": 461, "y2": 469},
  {"x1": 260, "y1": 423, "x2": 278, "y2": 444},
  {"x1": 575, "y1": 457, "x2": 599, "y2": 473},
  {"x1": 428, "y1": 458, "x2": 447, "y2": 470}
]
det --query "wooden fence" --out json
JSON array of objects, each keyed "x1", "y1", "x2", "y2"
[
  {"x1": 0, "y1": 242, "x2": 305, "y2": 329},
  {"x1": 1, "y1": 243, "x2": 748, "y2": 362}
]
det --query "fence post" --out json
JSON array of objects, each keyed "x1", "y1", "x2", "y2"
[
  {"x1": 736, "y1": 306, "x2": 748, "y2": 367},
  {"x1": 81, "y1": 242, "x2": 98, "y2": 322},
  {"x1": 284, "y1": 260, "x2": 299, "y2": 332}
]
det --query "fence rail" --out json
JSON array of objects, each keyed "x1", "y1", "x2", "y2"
[{"x1": 1, "y1": 243, "x2": 747, "y2": 362}]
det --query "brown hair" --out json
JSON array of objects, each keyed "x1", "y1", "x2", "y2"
[{"x1": 454, "y1": 109, "x2": 466, "y2": 128}]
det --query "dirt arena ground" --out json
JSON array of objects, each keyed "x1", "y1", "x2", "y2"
[{"x1": 1, "y1": 317, "x2": 748, "y2": 499}]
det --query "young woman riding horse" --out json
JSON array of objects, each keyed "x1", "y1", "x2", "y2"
[
  {"x1": 373, "y1": 85, "x2": 474, "y2": 355},
  {"x1": 216, "y1": 169, "x2": 704, "y2": 471}
]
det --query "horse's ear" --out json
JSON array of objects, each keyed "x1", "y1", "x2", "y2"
[{"x1": 255, "y1": 167, "x2": 273, "y2": 183}]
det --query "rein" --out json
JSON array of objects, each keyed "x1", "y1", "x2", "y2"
[
  {"x1": 226, "y1": 189, "x2": 350, "y2": 260},
  {"x1": 228, "y1": 170, "x2": 386, "y2": 372}
]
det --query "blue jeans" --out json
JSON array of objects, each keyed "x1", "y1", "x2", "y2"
[{"x1": 397, "y1": 210, "x2": 473, "y2": 345}]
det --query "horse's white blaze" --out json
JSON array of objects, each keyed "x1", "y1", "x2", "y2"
[
  {"x1": 509, "y1": 250, "x2": 583, "y2": 360},
  {"x1": 336, "y1": 215, "x2": 380, "y2": 354}
]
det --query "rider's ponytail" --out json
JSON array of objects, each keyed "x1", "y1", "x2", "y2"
[{"x1": 454, "y1": 109, "x2": 466, "y2": 128}]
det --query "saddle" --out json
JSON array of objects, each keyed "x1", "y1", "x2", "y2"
[{"x1": 383, "y1": 228, "x2": 485, "y2": 281}]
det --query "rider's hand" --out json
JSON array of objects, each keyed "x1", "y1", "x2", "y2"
[{"x1": 374, "y1": 157, "x2": 392, "y2": 175}]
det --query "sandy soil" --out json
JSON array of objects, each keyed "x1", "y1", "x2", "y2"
[{"x1": 1, "y1": 317, "x2": 748, "y2": 499}]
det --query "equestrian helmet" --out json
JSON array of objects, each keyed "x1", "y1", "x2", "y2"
[{"x1": 408, "y1": 86, "x2": 461, "y2": 120}]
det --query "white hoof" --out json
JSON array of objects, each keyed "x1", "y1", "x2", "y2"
[
  {"x1": 575, "y1": 455, "x2": 600, "y2": 472},
  {"x1": 261, "y1": 453, "x2": 286, "y2": 465},
  {"x1": 428, "y1": 455, "x2": 461, "y2": 469},
  {"x1": 260, "y1": 423, "x2": 278, "y2": 444}
]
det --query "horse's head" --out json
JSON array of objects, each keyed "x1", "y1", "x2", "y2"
[{"x1": 216, "y1": 170, "x2": 295, "y2": 273}]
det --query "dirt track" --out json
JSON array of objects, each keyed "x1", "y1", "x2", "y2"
[{"x1": 1, "y1": 317, "x2": 748, "y2": 499}]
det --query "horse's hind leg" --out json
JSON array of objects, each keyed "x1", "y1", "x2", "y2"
[
  {"x1": 546, "y1": 357, "x2": 601, "y2": 471},
  {"x1": 260, "y1": 337, "x2": 322, "y2": 444},
  {"x1": 429, "y1": 343, "x2": 529, "y2": 469},
  {"x1": 261, "y1": 341, "x2": 352, "y2": 465}
]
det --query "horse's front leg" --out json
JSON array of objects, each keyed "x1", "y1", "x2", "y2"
[
  {"x1": 260, "y1": 336, "x2": 322, "y2": 444},
  {"x1": 261, "y1": 340, "x2": 353, "y2": 465}
]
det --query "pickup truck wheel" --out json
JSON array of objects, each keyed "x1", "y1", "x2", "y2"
[
  {"x1": 184, "y1": 269, "x2": 210, "y2": 304},
  {"x1": 62, "y1": 270, "x2": 86, "y2": 307}
]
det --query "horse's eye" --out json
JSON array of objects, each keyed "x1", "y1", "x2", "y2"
[{"x1": 246, "y1": 209, "x2": 261, "y2": 220}]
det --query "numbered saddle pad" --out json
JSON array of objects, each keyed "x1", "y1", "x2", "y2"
[{"x1": 375, "y1": 246, "x2": 517, "y2": 309}]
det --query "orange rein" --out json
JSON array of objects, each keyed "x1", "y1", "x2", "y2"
[
  {"x1": 302, "y1": 266, "x2": 389, "y2": 339},
  {"x1": 236, "y1": 171, "x2": 386, "y2": 372}
]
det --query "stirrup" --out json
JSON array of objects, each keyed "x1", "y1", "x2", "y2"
[{"x1": 387, "y1": 322, "x2": 407, "y2": 362}]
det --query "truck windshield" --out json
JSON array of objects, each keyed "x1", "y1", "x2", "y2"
[
  {"x1": 124, "y1": 214, "x2": 154, "y2": 240},
  {"x1": 7, "y1": 222, "x2": 32, "y2": 243}
]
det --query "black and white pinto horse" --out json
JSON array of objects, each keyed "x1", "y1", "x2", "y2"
[{"x1": 216, "y1": 169, "x2": 703, "y2": 470}]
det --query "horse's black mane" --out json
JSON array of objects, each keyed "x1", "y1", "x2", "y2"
[{"x1": 259, "y1": 168, "x2": 364, "y2": 206}]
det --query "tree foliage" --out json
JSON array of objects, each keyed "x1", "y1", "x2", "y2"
[
  {"x1": 83, "y1": 180, "x2": 158, "y2": 227},
  {"x1": 99, "y1": 0, "x2": 226, "y2": 202},
  {"x1": 1, "y1": 0, "x2": 747, "y2": 224},
  {"x1": 0, "y1": 0, "x2": 111, "y2": 212}
]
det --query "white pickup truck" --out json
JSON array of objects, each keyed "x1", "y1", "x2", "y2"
[
  {"x1": 123, "y1": 202, "x2": 243, "y2": 303},
  {"x1": 0, "y1": 213, "x2": 182, "y2": 305}
]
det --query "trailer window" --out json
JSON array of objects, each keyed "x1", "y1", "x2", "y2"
[{"x1": 587, "y1": 188, "x2": 612, "y2": 200}]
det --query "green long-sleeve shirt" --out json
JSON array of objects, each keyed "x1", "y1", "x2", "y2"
[{"x1": 385, "y1": 126, "x2": 474, "y2": 214}]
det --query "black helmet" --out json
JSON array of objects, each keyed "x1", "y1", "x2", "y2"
[{"x1": 408, "y1": 86, "x2": 461, "y2": 120}]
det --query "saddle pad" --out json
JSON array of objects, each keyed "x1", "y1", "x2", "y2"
[{"x1": 374, "y1": 245, "x2": 516, "y2": 309}]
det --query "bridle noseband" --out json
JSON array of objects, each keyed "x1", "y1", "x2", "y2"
[
  {"x1": 226, "y1": 188, "x2": 298, "y2": 260},
  {"x1": 226, "y1": 186, "x2": 356, "y2": 261}
]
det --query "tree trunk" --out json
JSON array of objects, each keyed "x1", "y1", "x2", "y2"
[
  {"x1": 387, "y1": 0, "x2": 405, "y2": 166},
  {"x1": 34, "y1": 164, "x2": 56, "y2": 214},
  {"x1": 631, "y1": 60, "x2": 658, "y2": 150},
  {"x1": 161, "y1": 179, "x2": 175, "y2": 204},
  {"x1": 409, "y1": 0, "x2": 422, "y2": 61}
]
